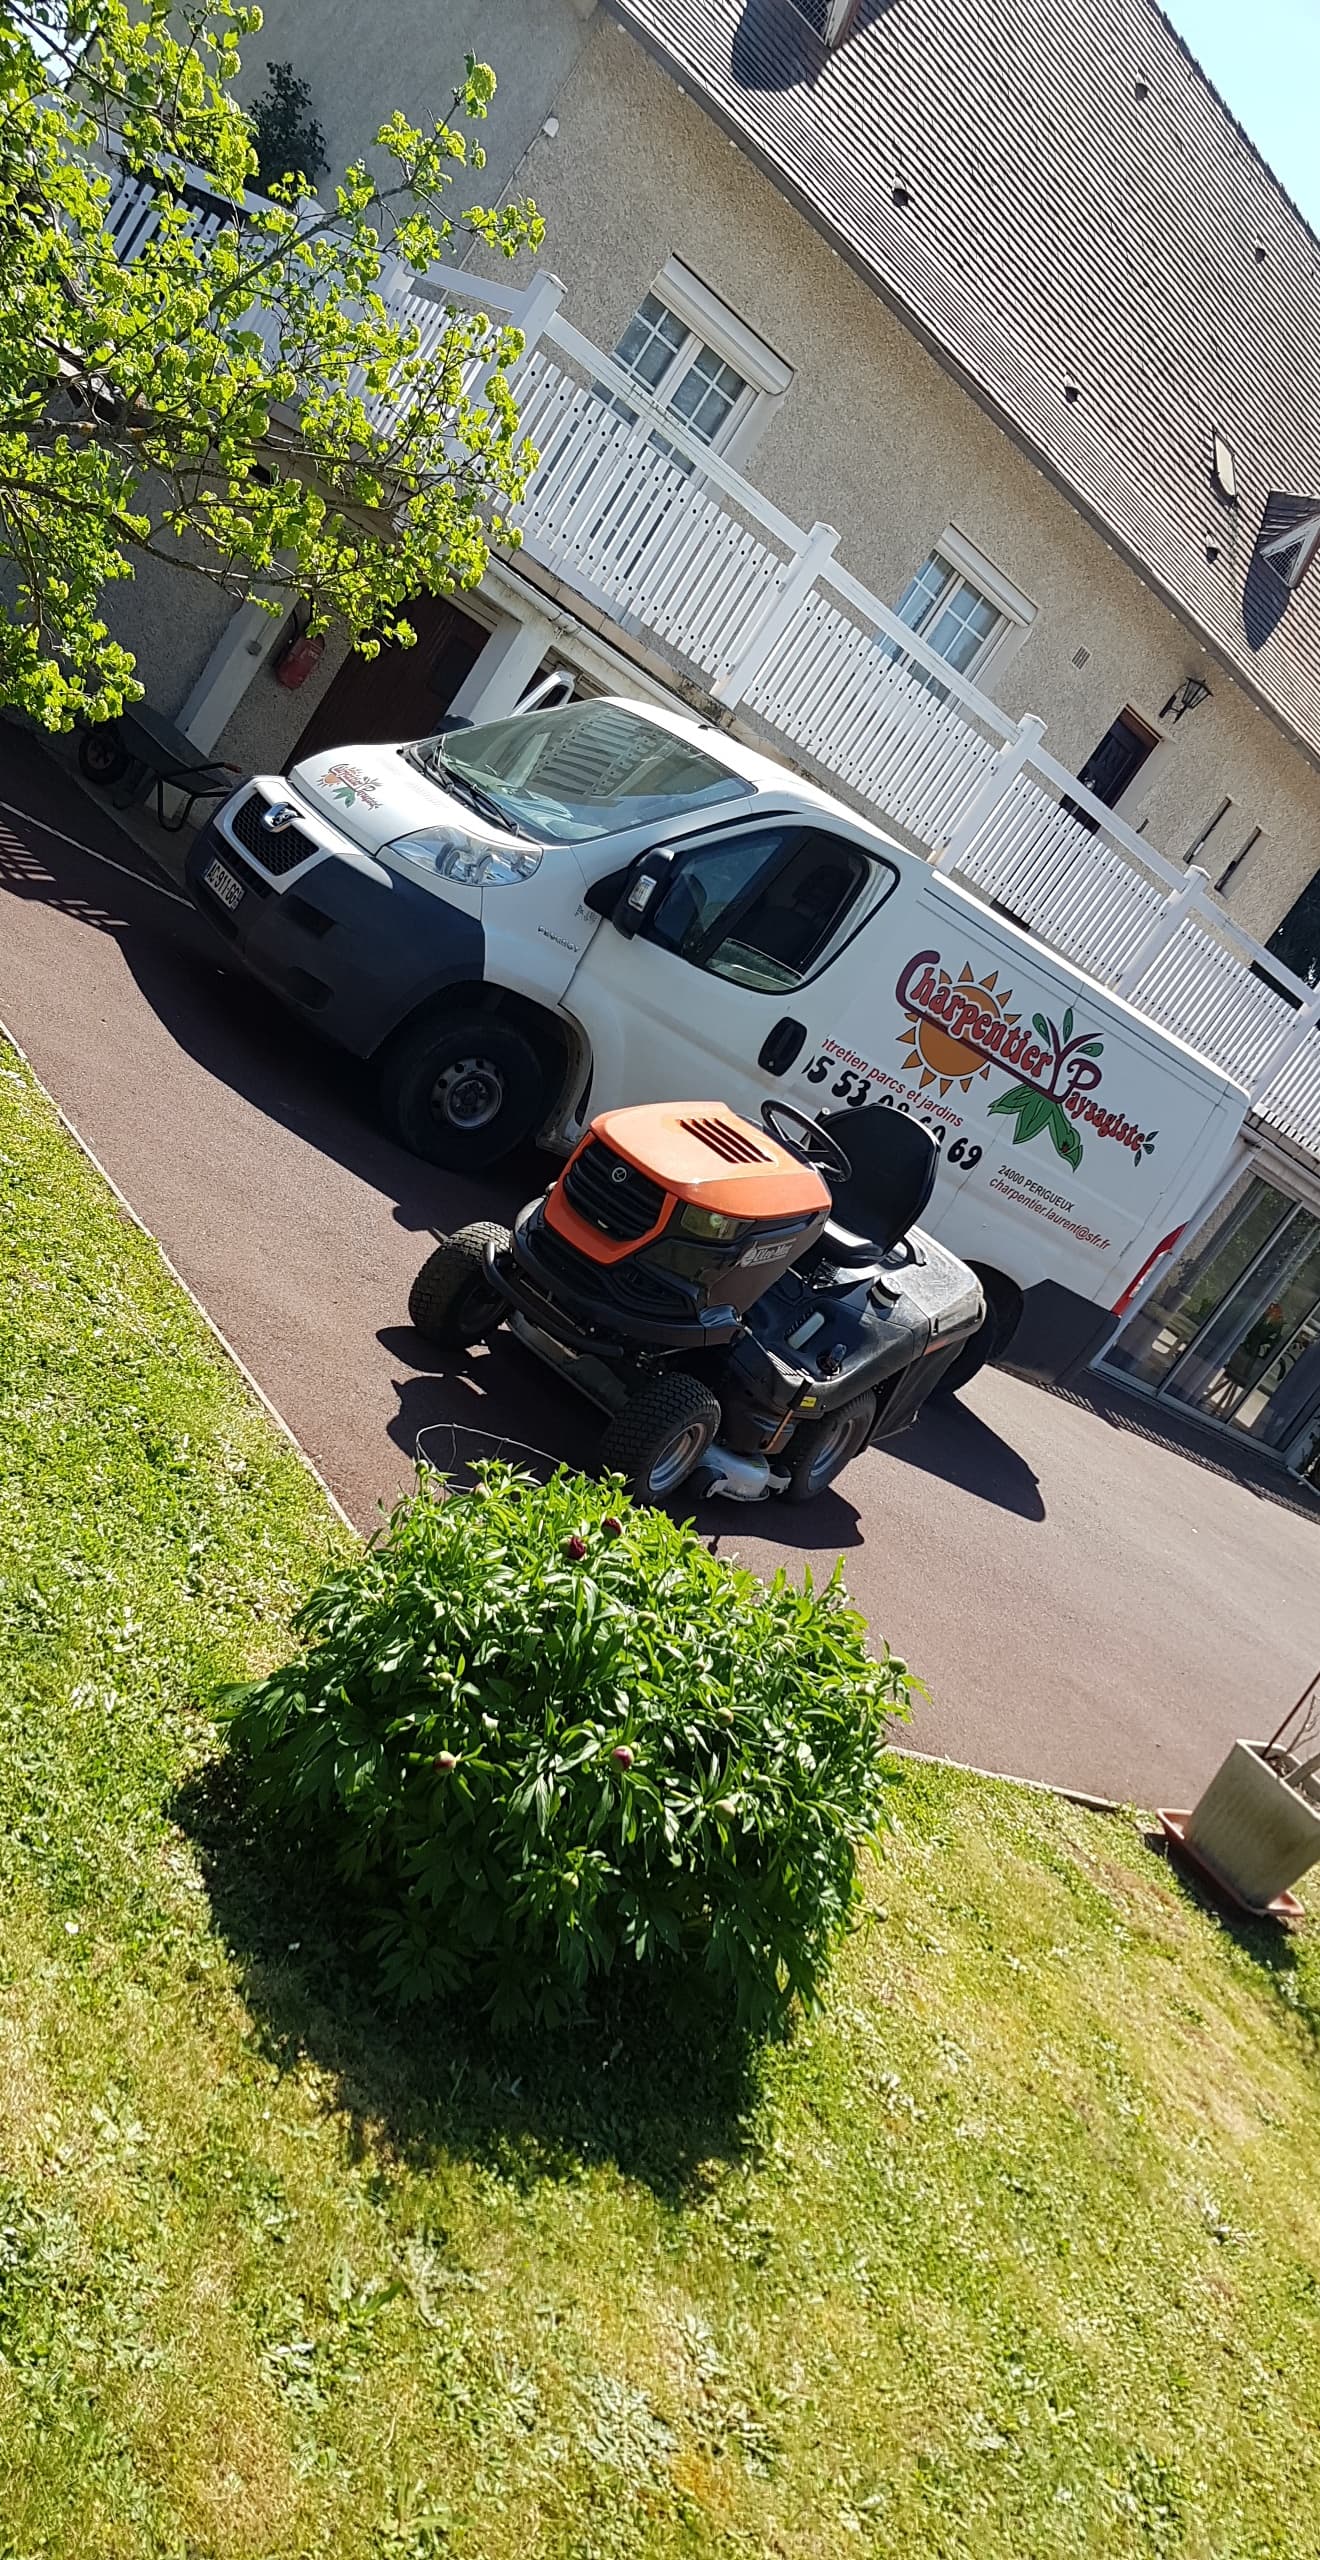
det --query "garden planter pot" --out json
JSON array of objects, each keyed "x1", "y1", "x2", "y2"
[{"x1": 1185, "y1": 1741, "x2": 1320, "y2": 1910}]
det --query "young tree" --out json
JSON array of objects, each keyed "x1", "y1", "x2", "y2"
[{"x1": 0, "y1": 1, "x2": 544, "y2": 727}]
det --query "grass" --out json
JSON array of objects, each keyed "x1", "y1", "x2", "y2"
[{"x1": 3, "y1": 1039, "x2": 1320, "y2": 2559}]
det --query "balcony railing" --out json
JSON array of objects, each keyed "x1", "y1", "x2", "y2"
[{"x1": 98, "y1": 169, "x2": 1320, "y2": 1164}]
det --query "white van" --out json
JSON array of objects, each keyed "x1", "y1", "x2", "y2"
[{"x1": 185, "y1": 695, "x2": 1248, "y2": 1388}]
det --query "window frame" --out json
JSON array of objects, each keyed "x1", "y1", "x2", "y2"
[
  {"x1": 891, "y1": 526, "x2": 1036, "y2": 686},
  {"x1": 640, "y1": 815, "x2": 899, "y2": 994},
  {"x1": 610, "y1": 258, "x2": 793, "y2": 468}
]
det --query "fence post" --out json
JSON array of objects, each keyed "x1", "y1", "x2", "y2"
[
  {"x1": 931, "y1": 712, "x2": 1046, "y2": 873},
  {"x1": 1112, "y1": 866, "x2": 1211, "y2": 998},
  {"x1": 1247, "y1": 984, "x2": 1320, "y2": 1107},
  {"x1": 709, "y1": 520, "x2": 840, "y2": 708},
  {"x1": 506, "y1": 270, "x2": 567, "y2": 371}
]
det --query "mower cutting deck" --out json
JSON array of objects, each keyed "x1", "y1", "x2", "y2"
[{"x1": 408, "y1": 1097, "x2": 984, "y2": 1505}]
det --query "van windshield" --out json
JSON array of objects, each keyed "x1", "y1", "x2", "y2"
[{"x1": 409, "y1": 703, "x2": 747, "y2": 844}]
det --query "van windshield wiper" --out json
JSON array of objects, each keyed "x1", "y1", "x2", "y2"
[{"x1": 408, "y1": 741, "x2": 531, "y2": 838}]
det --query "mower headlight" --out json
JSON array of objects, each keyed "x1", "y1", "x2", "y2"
[
  {"x1": 679, "y1": 1203, "x2": 746, "y2": 1242},
  {"x1": 387, "y1": 829, "x2": 543, "y2": 887}
]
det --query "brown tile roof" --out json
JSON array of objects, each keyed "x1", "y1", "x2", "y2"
[{"x1": 607, "y1": 0, "x2": 1320, "y2": 771}]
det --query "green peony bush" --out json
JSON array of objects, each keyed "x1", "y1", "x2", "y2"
[{"x1": 222, "y1": 1464, "x2": 916, "y2": 2030}]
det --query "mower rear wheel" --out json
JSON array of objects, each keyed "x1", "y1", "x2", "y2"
[
  {"x1": 597, "y1": 1373, "x2": 721, "y2": 1503},
  {"x1": 930, "y1": 1268, "x2": 1023, "y2": 1399},
  {"x1": 782, "y1": 1392, "x2": 877, "y2": 1503},
  {"x1": 408, "y1": 1221, "x2": 511, "y2": 1348}
]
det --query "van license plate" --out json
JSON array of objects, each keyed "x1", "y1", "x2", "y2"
[{"x1": 203, "y1": 856, "x2": 243, "y2": 912}]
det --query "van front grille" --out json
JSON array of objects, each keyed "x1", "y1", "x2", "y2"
[
  {"x1": 229, "y1": 792, "x2": 318, "y2": 877},
  {"x1": 561, "y1": 1141, "x2": 666, "y2": 1241}
]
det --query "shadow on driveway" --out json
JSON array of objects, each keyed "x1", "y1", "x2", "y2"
[
  {"x1": 1037, "y1": 1371, "x2": 1320, "y2": 1526},
  {"x1": 0, "y1": 770, "x2": 539, "y2": 1251},
  {"x1": 881, "y1": 1394, "x2": 1046, "y2": 1521}
]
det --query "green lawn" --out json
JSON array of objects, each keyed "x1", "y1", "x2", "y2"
[{"x1": 4, "y1": 1040, "x2": 1320, "y2": 2560}]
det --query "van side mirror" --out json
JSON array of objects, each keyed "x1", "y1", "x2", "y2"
[
  {"x1": 513, "y1": 669, "x2": 574, "y2": 716},
  {"x1": 583, "y1": 850, "x2": 673, "y2": 935}
]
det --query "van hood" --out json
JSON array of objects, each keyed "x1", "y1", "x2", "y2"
[{"x1": 289, "y1": 741, "x2": 518, "y2": 856}]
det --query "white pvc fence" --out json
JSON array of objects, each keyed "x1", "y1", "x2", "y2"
[
  {"x1": 97, "y1": 163, "x2": 1320, "y2": 1159},
  {"x1": 514, "y1": 355, "x2": 793, "y2": 682}
]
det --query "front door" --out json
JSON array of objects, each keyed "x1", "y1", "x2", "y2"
[
  {"x1": 564, "y1": 815, "x2": 899, "y2": 1124},
  {"x1": 288, "y1": 596, "x2": 489, "y2": 765}
]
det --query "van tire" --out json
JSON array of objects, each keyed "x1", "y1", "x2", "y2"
[
  {"x1": 932, "y1": 1269, "x2": 1024, "y2": 1399},
  {"x1": 378, "y1": 1013, "x2": 546, "y2": 1169}
]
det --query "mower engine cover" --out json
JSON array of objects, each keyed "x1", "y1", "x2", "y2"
[{"x1": 515, "y1": 1101, "x2": 833, "y2": 1350}]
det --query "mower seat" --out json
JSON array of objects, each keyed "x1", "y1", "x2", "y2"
[{"x1": 816, "y1": 1106, "x2": 939, "y2": 1262}]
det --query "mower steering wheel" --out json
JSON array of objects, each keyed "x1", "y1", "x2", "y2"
[{"x1": 760, "y1": 1097, "x2": 852, "y2": 1187}]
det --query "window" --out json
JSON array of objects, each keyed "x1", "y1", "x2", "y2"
[
  {"x1": 784, "y1": 0, "x2": 857, "y2": 39},
  {"x1": 613, "y1": 297, "x2": 750, "y2": 452},
  {"x1": 1106, "y1": 1179, "x2": 1292, "y2": 1390},
  {"x1": 885, "y1": 529, "x2": 1034, "y2": 689},
  {"x1": 894, "y1": 557, "x2": 1006, "y2": 678},
  {"x1": 604, "y1": 260, "x2": 792, "y2": 468},
  {"x1": 647, "y1": 824, "x2": 888, "y2": 992}
]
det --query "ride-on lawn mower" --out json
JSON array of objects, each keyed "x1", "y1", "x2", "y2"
[{"x1": 407, "y1": 1097, "x2": 984, "y2": 1505}]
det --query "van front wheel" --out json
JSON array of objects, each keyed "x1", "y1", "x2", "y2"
[
  {"x1": 931, "y1": 1269, "x2": 1023, "y2": 1398},
  {"x1": 378, "y1": 1013, "x2": 545, "y2": 1169}
]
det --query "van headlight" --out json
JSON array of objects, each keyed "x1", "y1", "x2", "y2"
[{"x1": 387, "y1": 829, "x2": 543, "y2": 886}]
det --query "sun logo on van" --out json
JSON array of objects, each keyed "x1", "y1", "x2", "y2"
[{"x1": 898, "y1": 962, "x2": 1020, "y2": 1096}]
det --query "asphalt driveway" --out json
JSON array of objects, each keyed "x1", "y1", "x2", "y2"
[{"x1": 1, "y1": 729, "x2": 1316, "y2": 1808}]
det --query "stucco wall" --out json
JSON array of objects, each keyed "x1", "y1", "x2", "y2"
[
  {"x1": 99, "y1": 544, "x2": 235, "y2": 727},
  {"x1": 502, "y1": 16, "x2": 1319, "y2": 941},
  {"x1": 240, "y1": 0, "x2": 594, "y2": 229}
]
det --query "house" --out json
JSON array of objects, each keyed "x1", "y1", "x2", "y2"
[{"x1": 103, "y1": 0, "x2": 1320, "y2": 1474}]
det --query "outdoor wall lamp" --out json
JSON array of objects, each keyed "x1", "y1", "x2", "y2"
[{"x1": 1160, "y1": 676, "x2": 1212, "y2": 724}]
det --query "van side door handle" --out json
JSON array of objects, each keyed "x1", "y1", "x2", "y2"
[{"x1": 758, "y1": 1016, "x2": 807, "y2": 1075}]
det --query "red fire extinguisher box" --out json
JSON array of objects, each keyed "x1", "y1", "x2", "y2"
[{"x1": 275, "y1": 630, "x2": 326, "y2": 690}]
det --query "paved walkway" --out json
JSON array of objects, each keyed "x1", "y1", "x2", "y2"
[{"x1": 1, "y1": 730, "x2": 1316, "y2": 1808}]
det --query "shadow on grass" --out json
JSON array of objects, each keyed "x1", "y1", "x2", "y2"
[
  {"x1": 1142, "y1": 1831, "x2": 1320, "y2": 2046},
  {"x1": 178, "y1": 1761, "x2": 764, "y2": 2205}
]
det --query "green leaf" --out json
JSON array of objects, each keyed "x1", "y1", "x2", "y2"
[
  {"x1": 1077, "y1": 1038, "x2": 1105, "y2": 1057},
  {"x1": 1013, "y1": 1092, "x2": 1056, "y2": 1146},
  {"x1": 1062, "y1": 1006, "x2": 1074, "y2": 1042},
  {"x1": 1032, "y1": 1014, "x2": 1052, "y2": 1044}
]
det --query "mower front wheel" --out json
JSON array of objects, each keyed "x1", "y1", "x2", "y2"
[
  {"x1": 597, "y1": 1373, "x2": 721, "y2": 1503},
  {"x1": 408, "y1": 1222, "x2": 511, "y2": 1349},
  {"x1": 782, "y1": 1392, "x2": 877, "y2": 1503}
]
